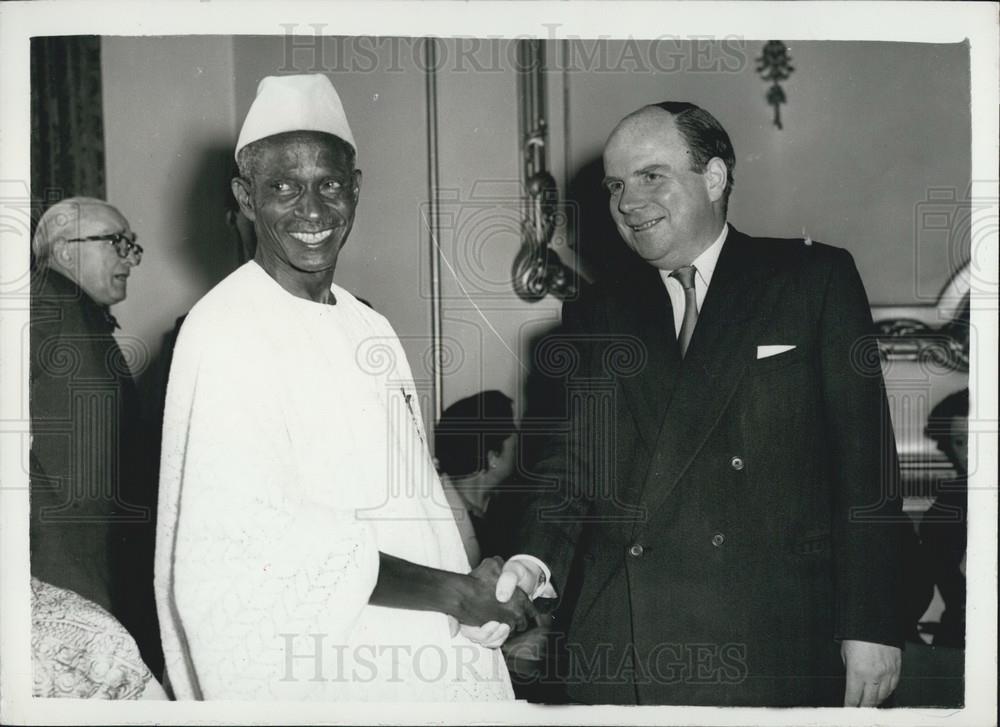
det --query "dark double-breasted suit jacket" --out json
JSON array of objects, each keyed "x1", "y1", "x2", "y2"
[{"x1": 517, "y1": 226, "x2": 905, "y2": 706}]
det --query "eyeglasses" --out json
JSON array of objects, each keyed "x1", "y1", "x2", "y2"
[{"x1": 66, "y1": 232, "x2": 143, "y2": 263}]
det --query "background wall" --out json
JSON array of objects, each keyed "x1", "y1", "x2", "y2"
[
  {"x1": 102, "y1": 36, "x2": 239, "y2": 383},
  {"x1": 433, "y1": 39, "x2": 564, "y2": 419},
  {"x1": 99, "y1": 37, "x2": 970, "y2": 435}
]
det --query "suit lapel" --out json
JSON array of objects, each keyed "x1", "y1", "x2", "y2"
[
  {"x1": 632, "y1": 227, "x2": 782, "y2": 537},
  {"x1": 612, "y1": 263, "x2": 682, "y2": 452}
]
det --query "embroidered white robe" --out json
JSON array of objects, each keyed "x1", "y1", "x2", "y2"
[{"x1": 154, "y1": 262, "x2": 513, "y2": 701}]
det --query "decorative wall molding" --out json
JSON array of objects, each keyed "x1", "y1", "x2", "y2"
[
  {"x1": 875, "y1": 317, "x2": 969, "y2": 372},
  {"x1": 875, "y1": 260, "x2": 971, "y2": 373},
  {"x1": 424, "y1": 37, "x2": 444, "y2": 422},
  {"x1": 512, "y1": 39, "x2": 577, "y2": 302}
]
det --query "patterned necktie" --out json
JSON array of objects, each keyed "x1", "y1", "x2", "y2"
[{"x1": 670, "y1": 265, "x2": 698, "y2": 357}]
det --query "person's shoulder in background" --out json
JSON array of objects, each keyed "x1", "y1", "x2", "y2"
[{"x1": 31, "y1": 577, "x2": 167, "y2": 700}]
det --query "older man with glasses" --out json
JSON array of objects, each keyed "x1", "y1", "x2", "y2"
[{"x1": 29, "y1": 196, "x2": 162, "y2": 677}]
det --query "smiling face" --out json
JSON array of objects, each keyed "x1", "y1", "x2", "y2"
[
  {"x1": 64, "y1": 204, "x2": 136, "y2": 306},
  {"x1": 602, "y1": 108, "x2": 727, "y2": 270},
  {"x1": 233, "y1": 131, "x2": 361, "y2": 296}
]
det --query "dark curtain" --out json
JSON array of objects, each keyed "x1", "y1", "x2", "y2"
[{"x1": 30, "y1": 36, "x2": 106, "y2": 231}]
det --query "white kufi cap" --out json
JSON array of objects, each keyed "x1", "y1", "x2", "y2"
[{"x1": 235, "y1": 74, "x2": 356, "y2": 161}]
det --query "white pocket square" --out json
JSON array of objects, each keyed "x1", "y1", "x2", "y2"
[{"x1": 757, "y1": 344, "x2": 796, "y2": 359}]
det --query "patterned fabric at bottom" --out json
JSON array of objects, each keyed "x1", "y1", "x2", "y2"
[{"x1": 31, "y1": 577, "x2": 158, "y2": 699}]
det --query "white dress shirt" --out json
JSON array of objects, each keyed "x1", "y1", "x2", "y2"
[{"x1": 658, "y1": 224, "x2": 729, "y2": 338}]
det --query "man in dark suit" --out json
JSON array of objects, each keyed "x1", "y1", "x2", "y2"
[
  {"x1": 30, "y1": 197, "x2": 162, "y2": 676},
  {"x1": 495, "y1": 101, "x2": 905, "y2": 706}
]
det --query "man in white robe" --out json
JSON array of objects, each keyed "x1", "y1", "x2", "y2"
[{"x1": 154, "y1": 74, "x2": 536, "y2": 701}]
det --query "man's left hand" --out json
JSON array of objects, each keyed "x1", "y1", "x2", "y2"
[
  {"x1": 495, "y1": 558, "x2": 542, "y2": 602},
  {"x1": 841, "y1": 639, "x2": 902, "y2": 706},
  {"x1": 459, "y1": 621, "x2": 510, "y2": 649}
]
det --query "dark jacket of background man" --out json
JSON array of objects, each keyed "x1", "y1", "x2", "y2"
[{"x1": 29, "y1": 267, "x2": 161, "y2": 675}]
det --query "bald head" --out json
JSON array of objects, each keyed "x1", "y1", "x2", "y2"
[
  {"x1": 32, "y1": 197, "x2": 137, "y2": 306},
  {"x1": 32, "y1": 197, "x2": 113, "y2": 267}
]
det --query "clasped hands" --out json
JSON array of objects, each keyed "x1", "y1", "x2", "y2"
[
  {"x1": 449, "y1": 556, "x2": 544, "y2": 649},
  {"x1": 449, "y1": 559, "x2": 903, "y2": 707}
]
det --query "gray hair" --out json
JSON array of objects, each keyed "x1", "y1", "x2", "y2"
[
  {"x1": 32, "y1": 197, "x2": 109, "y2": 268},
  {"x1": 235, "y1": 131, "x2": 357, "y2": 184}
]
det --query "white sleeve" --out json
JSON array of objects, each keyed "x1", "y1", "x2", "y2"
[{"x1": 155, "y1": 322, "x2": 380, "y2": 700}]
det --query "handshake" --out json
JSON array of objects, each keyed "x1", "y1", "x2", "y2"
[{"x1": 448, "y1": 556, "x2": 549, "y2": 649}]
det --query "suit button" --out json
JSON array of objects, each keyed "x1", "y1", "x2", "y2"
[
  {"x1": 711, "y1": 533, "x2": 726, "y2": 547},
  {"x1": 730, "y1": 456, "x2": 745, "y2": 470},
  {"x1": 628, "y1": 544, "x2": 644, "y2": 558}
]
